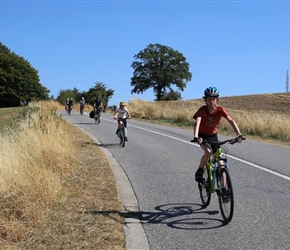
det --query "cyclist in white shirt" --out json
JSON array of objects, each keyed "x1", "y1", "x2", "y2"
[{"x1": 114, "y1": 101, "x2": 132, "y2": 141}]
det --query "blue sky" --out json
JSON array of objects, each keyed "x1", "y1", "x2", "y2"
[{"x1": 1, "y1": 0, "x2": 290, "y2": 106}]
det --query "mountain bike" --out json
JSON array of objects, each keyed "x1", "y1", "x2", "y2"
[
  {"x1": 191, "y1": 136, "x2": 245, "y2": 223},
  {"x1": 114, "y1": 117, "x2": 128, "y2": 147},
  {"x1": 94, "y1": 107, "x2": 101, "y2": 124}
]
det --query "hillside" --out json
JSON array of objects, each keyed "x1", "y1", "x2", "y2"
[
  {"x1": 147, "y1": 92, "x2": 290, "y2": 115},
  {"x1": 213, "y1": 92, "x2": 290, "y2": 114}
]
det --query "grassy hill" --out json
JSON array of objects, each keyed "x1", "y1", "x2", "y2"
[
  {"x1": 128, "y1": 92, "x2": 290, "y2": 144},
  {"x1": 217, "y1": 92, "x2": 290, "y2": 114}
]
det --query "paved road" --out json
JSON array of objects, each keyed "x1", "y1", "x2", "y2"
[{"x1": 61, "y1": 110, "x2": 290, "y2": 250}]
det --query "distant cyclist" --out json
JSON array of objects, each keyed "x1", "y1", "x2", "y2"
[
  {"x1": 193, "y1": 87, "x2": 243, "y2": 188},
  {"x1": 114, "y1": 101, "x2": 132, "y2": 141},
  {"x1": 79, "y1": 97, "x2": 85, "y2": 115},
  {"x1": 93, "y1": 97, "x2": 104, "y2": 123},
  {"x1": 67, "y1": 98, "x2": 73, "y2": 113},
  {"x1": 65, "y1": 98, "x2": 70, "y2": 111}
]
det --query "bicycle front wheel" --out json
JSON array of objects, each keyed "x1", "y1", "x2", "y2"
[
  {"x1": 198, "y1": 168, "x2": 211, "y2": 208},
  {"x1": 119, "y1": 129, "x2": 125, "y2": 147},
  {"x1": 218, "y1": 167, "x2": 234, "y2": 223}
]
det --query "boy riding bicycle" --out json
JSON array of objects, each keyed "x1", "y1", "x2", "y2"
[
  {"x1": 79, "y1": 97, "x2": 85, "y2": 114},
  {"x1": 93, "y1": 97, "x2": 104, "y2": 123},
  {"x1": 193, "y1": 87, "x2": 243, "y2": 197},
  {"x1": 114, "y1": 101, "x2": 132, "y2": 141}
]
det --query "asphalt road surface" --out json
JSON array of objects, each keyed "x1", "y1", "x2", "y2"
[{"x1": 61, "y1": 110, "x2": 290, "y2": 250}]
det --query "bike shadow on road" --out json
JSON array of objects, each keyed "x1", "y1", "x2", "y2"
[
  {"x1": 97, "y1": 142, "x2": 124, "y2": 148},
  {"x1": 73, "y1": 122, "x2": 99, "y2": 125},
  {"x1": 81, "y1": 141, "x2": 122, "y2": 148},
  {"x1": 84, "y1": 202, "x2": 228, "y2": 230}
]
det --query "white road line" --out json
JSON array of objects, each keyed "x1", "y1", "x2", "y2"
[{"x1": 102, "y1": 118, "x2": 290, "y2": 181}]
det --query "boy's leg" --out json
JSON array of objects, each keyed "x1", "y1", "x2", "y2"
[{"x1": 195, "y1": 146, "x2": 211, "y2": 183}]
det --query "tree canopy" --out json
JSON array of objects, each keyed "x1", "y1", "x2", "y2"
[
  {"x1": 130, "y1": 43, "x2": 192, "y2": 101},
  {"x1": 0, "y1": 42, "x2": 49, "y2": 107},
  {"x1": 56, "y1": 82, "x2": 114, "y2": 107}
]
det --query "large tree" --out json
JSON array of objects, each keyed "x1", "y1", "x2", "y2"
[
  {"x1": 131, "y1": 43, "x2": 192, "y2": 101},
  {"x1": 0, "y1": 42, "x2": 49, "y2": 107},
  {"x1": 86, "y1": 82, "x2": 114, "y2": 107}
]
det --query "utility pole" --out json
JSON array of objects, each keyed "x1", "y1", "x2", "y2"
[{"x1": 286, "y1": 70, "x2": 289, "y2": 92}]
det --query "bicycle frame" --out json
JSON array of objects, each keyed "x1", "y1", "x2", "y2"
[{"x1": 206, "y1": 147, "x2": 227, "y2": 193}]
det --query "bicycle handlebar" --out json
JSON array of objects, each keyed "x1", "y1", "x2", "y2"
[
  {"x1": 191, "y1": 136, "x2": 246, "y2": 145},
  {"x1": 113, "y1": 117, "x2": 131, "y2": 120}
]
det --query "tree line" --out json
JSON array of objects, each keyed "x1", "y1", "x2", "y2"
[
  {"x1": 0, "y1": 42, "x2": 192, "y2": 108},
  {"x1": 55, "y1": 82, "x2": 114, "y2": 108}
]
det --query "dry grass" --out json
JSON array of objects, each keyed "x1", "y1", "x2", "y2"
[{"x1": 0, "y1": 101, "x2": 125, "y2": 249}]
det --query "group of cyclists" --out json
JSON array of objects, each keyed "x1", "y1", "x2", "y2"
[
  {"x1": 64, "y1": 96, "x2": 132, "y2": 141},
  {"x1": 64, "y1": 87, "x2": 244, "y2": 206},
  {"x1": 64, "y1": 87, "x2": 243, "y2": 197},
  {"x1": 64, "y1": 96, "x2": 104, "y2": 116}
]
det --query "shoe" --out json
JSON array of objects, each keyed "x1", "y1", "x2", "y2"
[
  {"x1": 194, "y1": 170, "x2": 203, "y2": 183},
  {"x1": 125, "y1": 137, "x2": 128, "y2": 141},
  {"x1": 221, "y1": 188, "x2": 230, "y2": 203}
]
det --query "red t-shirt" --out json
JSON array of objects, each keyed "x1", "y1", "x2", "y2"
[{"x1": 193, "y1": 105, "x2": 229, "y2": 135}]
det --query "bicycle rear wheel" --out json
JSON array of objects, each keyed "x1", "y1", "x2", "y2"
[
  {"x1": 198, "y1": 168, "x2": 211, "y2": 208},
  {"x1": 218, "y1": 167, "x2": 234, "y2": 223}
]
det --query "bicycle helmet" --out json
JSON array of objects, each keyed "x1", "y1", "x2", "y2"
[
  {"x1": 203, "y1": 86, "x2": 219, "y2": 98},
  {"x1": 120, "y1": 101, "x2": 126, "y2": 106}
]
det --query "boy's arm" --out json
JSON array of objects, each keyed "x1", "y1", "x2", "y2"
[
  {"x1": 226, "y1": 115, "x2": 242, "y2": 136},
  {"x1": 193, "y1": 117, "x2": 203, "y2": 144},
  {"x1": 193, "y1": 117, "x2": 201, "y2": 138}
]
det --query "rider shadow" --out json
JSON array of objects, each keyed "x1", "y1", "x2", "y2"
[
  {"x1": 98, "y1": 142, "x2": 123, "y2": 148},
  {"x1": 85, "y1": 203, "x2": 227, "y2": 230},
  {"x1": 132, "y1": 203, "x2": 227, "y2": 229},
  {"x1": 74, "y1": 122, "x2": 97, "y2": 125},
  {"x1": 83, "y1": 141, "x2": 121, "y2": 148}
]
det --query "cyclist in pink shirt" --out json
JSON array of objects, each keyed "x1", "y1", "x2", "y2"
[{"x1": 193, "y1": 87, "x2": 243, "y2": 183}]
